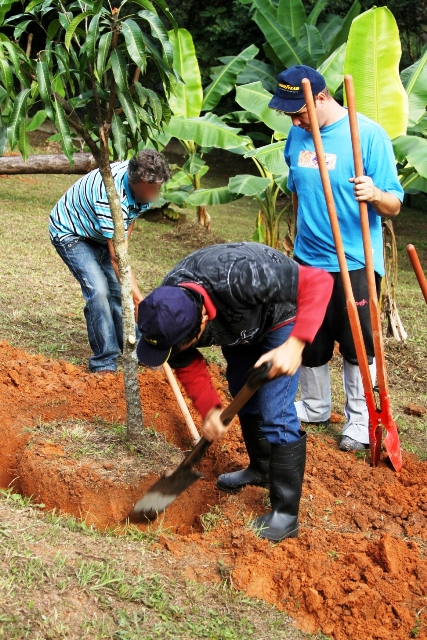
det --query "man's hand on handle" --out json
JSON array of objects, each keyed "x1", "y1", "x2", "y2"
[
  {"x1": 349, "y1": 176, "x2": 401, "y2": 218},
  {"x1": 201, "y1": 407, "x2": 226, "y2": 442},
  {"x1": 201, "y1": 336, "x2": 306, "y2": 442},
  {"x1": 255, "y1": 336, "x2": 305, "y2": 378}
]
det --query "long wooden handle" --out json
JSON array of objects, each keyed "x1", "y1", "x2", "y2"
[
  {"x1": 301, "y1": 79, "x2": 374, "y2": 403},
  {"x1": 407, "y1": 244, "x2": 427, "y2": 305},
  {"x1": 162, "y1": 362, "x2": 200, "y2": 445},
  {"x1": 181, "y1": 362, "x2": 273, "y2": 469},
  {"x1": 344, "y1": 74, "x2": 389, "y2": 396}
]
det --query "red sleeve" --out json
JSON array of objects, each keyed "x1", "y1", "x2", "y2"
[
  {"x1": 174, "y1": 351, "x2": 222, "y2": 418},
  {"x1": 290, "y1": 265, "x2": 334, "y2": 343}
]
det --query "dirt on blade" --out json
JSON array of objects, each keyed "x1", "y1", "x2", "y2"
[{"x1": 1, "y1": 340, "x2": 427, "y2": 639}]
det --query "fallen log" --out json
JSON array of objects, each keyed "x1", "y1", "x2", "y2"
[{"x1": 0, "y1": 153, "x2": 97, "y2": 174}]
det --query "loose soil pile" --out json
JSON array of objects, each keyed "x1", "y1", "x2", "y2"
[{"x1": 1, "y1": 340, "x2": 427, "y2": 640}]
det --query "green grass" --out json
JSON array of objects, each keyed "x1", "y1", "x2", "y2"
[{"x1": 0, "y1": 491, "x2": 327, "y2": 640}]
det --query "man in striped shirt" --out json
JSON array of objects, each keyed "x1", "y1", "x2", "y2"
[{"x1": 49, "y1": 149, "x2": 171, "y2": 374}]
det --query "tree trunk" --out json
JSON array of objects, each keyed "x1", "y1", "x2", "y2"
[
  {"x1": 97, "y1": 147, "x2": 144, "y2": 445},
  {"x1": 0, "y1": 153, "x2": 96, "y2": 174},
  {"x1": 196, "y1": 205, "x2": 211, "y2": 230}
]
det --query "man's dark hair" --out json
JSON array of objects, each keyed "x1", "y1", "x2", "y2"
[
  {"x1": 128, "y1": 149, "x2": 171, "y2": 184},
  {"x1": 170, "y1": 289, "x2": 203, "y2": 356}
]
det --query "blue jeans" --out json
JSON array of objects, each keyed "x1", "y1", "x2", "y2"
[
  {"x1": 52, "y1": 235, "x2": 123, "y2": 372},
  {"x1": 222, "y1": 322, "x2": 300, "y2": 445}
]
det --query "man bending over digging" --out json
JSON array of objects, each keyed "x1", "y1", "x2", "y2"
[{"x1": 136, "y1": 242, "x2": 333, "y2": 542}]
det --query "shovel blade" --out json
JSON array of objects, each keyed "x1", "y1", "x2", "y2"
[
  {"x1": 384, "y1": 426, "x2": 402, "y2": 473},
  {"x1": 128, "y1": 466, "x2": 203, "y2": 522}
]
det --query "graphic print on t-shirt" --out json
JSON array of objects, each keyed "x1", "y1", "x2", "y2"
[{"x1": 297, "y1": 150, "x2": 337, "y2": 170}]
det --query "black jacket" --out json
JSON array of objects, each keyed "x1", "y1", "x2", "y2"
[{"x1": 164, "y1": 243, "x2": 299, "y2": 367}]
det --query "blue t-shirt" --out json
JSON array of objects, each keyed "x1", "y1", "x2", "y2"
[
  {"x1": 285, "y1": 112, "x2": 404, "y2": 276},
  {"x1": 49, "y1": 161, "x2": 150, "y2": 242}
]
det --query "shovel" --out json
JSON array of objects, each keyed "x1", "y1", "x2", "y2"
[
  {"x1": 302, "y1": 77, "x2": 402, "y2": 472},
  {"x1": 128, "y1": 361, "x2": 272, "y2": 522},
  {"x1": 162, "y1": 361, "x2": 200, "y2": 446},
  {"x1": 406, "y1": 244, "x2": 427, "y2": 306}
]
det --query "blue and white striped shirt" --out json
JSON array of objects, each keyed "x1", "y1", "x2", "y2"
[{"x1": 49, "y1": 161, "x2": 150, "y2": 242}]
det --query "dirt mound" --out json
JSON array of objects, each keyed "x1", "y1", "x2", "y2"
[{"x1": 1, "y1": 341, "x2": 427, "y2": 639}]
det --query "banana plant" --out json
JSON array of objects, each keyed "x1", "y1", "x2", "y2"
[
  {"x1": 221, "y1": 0, "x2": 360, "y2": 95},
  {"x1": 186, "y1": 35, "x2": 351, "y2": 249},
  {"x1": 344, "y1": 6, "x2": 427, "y2": 339},
  {"x1": 185, "y1": 81, "x2": 294, "y2": 250},
  {"x1": 344, "y1": 7, "x2": 427, "y2": 194},
  {"x1": 0, "y1": 0, "x2": 178, "y2": 441},
  {"x1": 151, "y1": 28, "x2": 256, "y2": 228}
]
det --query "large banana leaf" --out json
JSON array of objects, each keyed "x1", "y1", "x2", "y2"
[
  {"x1": 235, "y1": 82, "x2": 291, "y2": 135},
  {"x1": 400, "y1": 46, "x2": 427, "y2": 128},
  {"x1": 222, "y1": 110, "x2": 260, "y2": 124},
  {"x1": 317, "y1": 42, "x2": 346, "y2": 96},
  {"x1": 202, "y1": 44, "x2": 258, "y2": 112},
  {"x1": 237, "y1": 59, "x2": 277, "y2": 92},
  {"x1": 393, "y1": 135, "x2": 427, "y2": 182},
  {"x1": 324, "y1": 0, "x2": 360, "y2": 57},
  {"x1": 253, "y1": 10, "x2": 314, "y2": 68},
  {"x1": 245, "y1": 141, "x2": 288, "y2": 175},
  {"x1": 186, "y1": 187, "x2": 243, "y2": 206},
  {"x1": 277, "y1": 0, "x2": 306, "y2": 39},
  {"x1": 167, "y1": 28, "x2": 202, "y2": 118},
  {"x1": 164, "y1": 113, "x2": 251, "y2": 151},
  {"x1": 228, "y1": 174, "x2": 270, "y2": 196},
  {"x1": 307, "y1": 0, "x2": 327, "y2": 26},
  {"x1": 299, "y1": 24, "x2": 324, "y2": 63},
  {"x1": 344, "y1": 7, "x2": 408, "y2": 140},
  {"x1": 252, "y1": 0, "x2": 276, "y2": 19}
]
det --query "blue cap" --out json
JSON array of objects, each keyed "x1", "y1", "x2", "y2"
[
  {"x1": 268, "y1": 65, "x2": 326, "y2": 114},
  {"x1": 137, "y1": 286, "x2": 198, "y2": 367}
]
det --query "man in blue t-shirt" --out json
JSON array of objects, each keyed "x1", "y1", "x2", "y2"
[
  {"x1": 269, "y1": 65, "x2": 404, "y2": 451},
  {"x1": 49, "y1": 149, "x2": 171, "y2": 374}
]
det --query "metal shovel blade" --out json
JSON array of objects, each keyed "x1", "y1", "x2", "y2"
[
  {"x1": 126, "y1": 362, "x2": 273, "y2": 522},
  {"x1": 128, "y1": 466, "x2": 203, "y2": 522},
  {"x1": 384, "y1": 425, "x2": 403, "y2": 472}
]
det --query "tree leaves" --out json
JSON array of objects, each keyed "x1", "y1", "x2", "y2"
[
  {"x1": 64, "y1": 12, "x2": 93, "y2": 50},
  {"x1": 7, "y1": 87, "x2": 30, "y2": 149},
  {"x1": 401, "y1": 46, "x2": 427, "y2": 128},
  {"x1": 235, "y1": 81, "x2": 291, "y2": 135},
  {"x1": 168, "y1": 28, "x2": 203, "y2": 118},
  {"x1": 96, "y1": 31, "x2": 112, "y2": 81},
  {"x1": 111, "y1": 49, "x2": 128, "y2": 93},
  {"x1": 228, "y1": 174, "x2": 270, "y2": 196},
  {"x1": 344, "y1": 6, "x2": 408, "y2": 139},
  {"x1": 202, "y1": 44, "x2": 258, "y2": 112},
  {"x1": 53, "y1": 97, "x2": 74, "y2": 165},
  {"x1": 122, "y1": 20, "x2": 147, "y2": 72}
]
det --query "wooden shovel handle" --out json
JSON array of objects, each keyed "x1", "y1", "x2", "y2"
[
  {"x1": 162, "y1": 362, "x2": 200, "y2": 445},
  {"x1": 344, "y1": 75, "x2": 389, "y2": 397},
  {"x1": 181, "y1": 362, "x2": 273, "y2": 470},
  {"x1": 407, "y1": 244, "x2": 427, "y2": 305},
  {"x1": 301, "y1": 79, "x2": 374, "y2": 402}
]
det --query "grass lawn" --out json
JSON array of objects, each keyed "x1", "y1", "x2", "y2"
[{"x1": 1, "y1": 143, "x2": 427, "y2": 639}]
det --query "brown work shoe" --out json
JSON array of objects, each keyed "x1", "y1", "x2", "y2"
[{"x1": 94, "y1": 369, "x2": 115, "y2": 376}]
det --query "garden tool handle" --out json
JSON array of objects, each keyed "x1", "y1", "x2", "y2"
[
  {"x1": 407, "y1": 244, "x2": 427, "y2": 305},
  {"x1": 302, "y1": 78, "x2": 382, "y2": 465},
  {"x1": 181, "y1": 362, "x2": 273, "y2": 470},
  {"x1": 162, "y1": 362, "x2": 200, "y2": 445},
  {"x1": 345, "y1": 75, "x2": 402, "y2": 471},
  {"x1": 301, "y1": 79, "x2": 373, "y2": 393},
  {"x1": 344, "y1": 75, "x2": 389, "y2": 395}
]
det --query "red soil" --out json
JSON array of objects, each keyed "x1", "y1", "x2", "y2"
[{"x1": 1, "y1": 340, "x2": 427, "y2": 639}]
